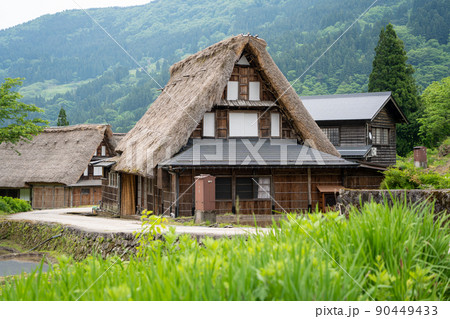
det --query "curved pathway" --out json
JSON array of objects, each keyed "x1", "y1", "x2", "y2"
[{"x1": 6, "y1": 207, "x2": 268, "y2": 238}]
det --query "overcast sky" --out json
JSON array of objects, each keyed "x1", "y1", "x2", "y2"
[{"x1": 0, "y1": 0, "x2": 151, "y2": 30}]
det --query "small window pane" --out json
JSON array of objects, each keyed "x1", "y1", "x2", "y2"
[
  {"x1": 249, "y1": 81, "x2": 260, "y2": 101},
  {"x1": 216, "y1": 177, "x2": 231, "y2": 200},
  {"x1": 256, "y1": 177, "x2": 271, "y2": 199},
  {"x1": 83, "y1": 168, "x2": 88, "y2": 176},
  {"x1": 373, "y1": 127, "x2": 389, "y2": 145},
  {"x1": 227, "y1": 81, "x2": 239, "y2": 100},
  {"x1": 101, "y1": 146, "x2": 106, "y2": 156},
  {"x1": 271, "y1": 113, "x2": 280, "y2": 137},
  {"x1": 203, "y1": 112, "x2": 215, "y2": 137},
  {"x1": 93, "y1": 167, "x2": 103, "y2": 176},
  {"x1": 236, "y1": 177, "x2": 253, "y2": 200}
]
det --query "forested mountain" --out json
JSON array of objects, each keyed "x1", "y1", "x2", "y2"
[{"x1": 0, "y1": 0, "x2": 448, "y2": 132}]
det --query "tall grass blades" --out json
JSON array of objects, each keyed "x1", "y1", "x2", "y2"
[{"x1": 0, "y1": 199, "x2": 448, "y2": 300}]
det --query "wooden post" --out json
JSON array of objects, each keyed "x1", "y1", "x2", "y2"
[{"x1": 307, "y1": 168, "x2": 312, "y2": 211}]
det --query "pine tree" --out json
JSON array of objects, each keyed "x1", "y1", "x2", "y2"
[
  {"x1": 57, "y1": 107, "x2": 69, "y2": 126},
  {"x1": 369, "y1": 23, "x2": 421, "y2": 156}
]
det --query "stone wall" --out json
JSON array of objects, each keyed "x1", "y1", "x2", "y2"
[
  {"x1": 337, "y1": 189, "x2": 450, "y2": 215},
  {"x1": 0, "y1": 221, "x2": 138, "y2": 260}
]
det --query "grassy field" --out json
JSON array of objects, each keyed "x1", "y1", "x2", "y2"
[{"x1": 1, "y1": 199, "x2": 449, "y2": 301}]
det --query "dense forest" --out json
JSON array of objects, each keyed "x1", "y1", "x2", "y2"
[{"x1": 0, "y1": 0, "x2": 448, "y2": 132}]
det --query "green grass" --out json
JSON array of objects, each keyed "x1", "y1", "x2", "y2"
[{"x1": 1, "y1": 199, "x2": 449, "y2": 301}]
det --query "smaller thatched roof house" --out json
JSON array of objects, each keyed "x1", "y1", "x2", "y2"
[{"x1": 0, "y1": 124, "x2": 117, "y2": 209}]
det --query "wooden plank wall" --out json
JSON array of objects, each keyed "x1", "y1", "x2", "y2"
[
  {"x1": 344, "y1": 168, "x2": 384, "y2": 189},
  {"x1": 32, "y1": 185, "x2": 102, "y2": 209},
  {"x1": 339, "y1": 124, "x2": 366, "y2": 145},
  {"x1": 102, "y1": 178, "x2": 120, "y2": 214},
  {"x1": 369, "y1": 108, "x2": 397, "y2": 166}
]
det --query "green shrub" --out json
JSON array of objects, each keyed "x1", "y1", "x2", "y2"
[
  {"x1": 381, "y1": 167, "x2": 450, "y2": 189},
  {"x1": 0, "y1": 196, "x2": 32, "y2": 214}
]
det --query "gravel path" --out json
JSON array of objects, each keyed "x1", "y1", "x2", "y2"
[{"x1": 6, "y1": 207, "x2": 268, "y2": 237}]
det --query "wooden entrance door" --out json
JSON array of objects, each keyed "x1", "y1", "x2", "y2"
[{"x1": 121, "y1": 174, "x2": 136, "y2": 216}]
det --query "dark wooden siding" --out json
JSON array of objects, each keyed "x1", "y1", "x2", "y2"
[
  {"x1": 369, "y1": 108, "x2": 397, "y2": 166},
  {"x1": 340, "y1": 125, "x2": 366, "y2": 145},
  {"x1": 102, "y1": 177, "x2": 120, "y2": 214}
]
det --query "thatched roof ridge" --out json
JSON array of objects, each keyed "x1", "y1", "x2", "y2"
[
  {"x1": 0, "y1": 124, "x2": 114, "y2": 188},
  {"x1": 115, "y1": 35, "x2": 339, "y2": 177}
]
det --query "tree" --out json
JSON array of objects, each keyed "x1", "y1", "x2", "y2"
[
  {"x1": 57, "y1": 106, "x2": 69, "y2": 126},
  {"x1": 0, "y1": 78, "x2": 48, "y2": 145},
  {"x1": 368, "y1": 24, "x2": 422, "y2": 156},
  {"x1": 418, "y1": 77, "x2": 450, "y2": 147}
]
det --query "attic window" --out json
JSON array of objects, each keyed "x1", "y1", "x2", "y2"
[
  {"x1": 101, "y1": 146, "x2": 106, "y2": 156},
  {"x1": 236, "y1": 55, "x2": 250, "y2": 66},
  {"x1": 249, "y1": 82, "x2": 260, "y2": 101},
  {"x1": 203, "y1": 112, "x2": 215, "y2": 137},
  {"x1": 271, "y1": 113, "x2": 280, "y2": 137},
  {"x1": 229, "y1": 112, "x2": 258, "y2": 137},
  {"x1": 83, "y1": 168, "x2": 88, "y2": 176},
  {"x1": 227, "y1": 81, "x2": 239, "y2": 100},
  {"x1": 93, "y1": 166, "x2": 103, "y2": 176}
]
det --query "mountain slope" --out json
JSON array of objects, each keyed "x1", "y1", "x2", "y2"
[{"x1": 0, "y1": 0, "x2": 448, "y2": 131}]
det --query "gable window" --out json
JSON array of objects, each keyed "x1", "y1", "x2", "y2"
[
  {"x1": 83, "y1": 168, "x2": 89, "y2": 176},
  {"x1": 203, "y1": 112, "x2": 215, "y2": 137},
  {"x1": 229, "y1": 112, "x2": 258, "y2": 137},
  {"x1": 271, "y1": 113, "x2": 280, "y2": 137},
  {"x1": 321, "y1": 127, "x2": 340, "y2": 146},
  {"x1": 249, "y1": 81, "x2": 260, "y2": 101},
  {"x1": 373, "y1": 127, "x2": 389, "y2": 145},
  {"x1": 101, "y1": 145, "x2": 106, "y2": 156},
  {"x1": 93, "y1": 166, "x2": 103, "y2": 176},
  {"x1": 216, "y1": 177, "x2": 232, "y2": 200},
  {"x1": 236, "y1": 177, "x2": 270, "y2": 200},
  {"x1": 227, "y1": 81, "x2": 239, "y2": 100},
  {"x1": 108, "y1": 172, "x2": 119, "y2": 188}
]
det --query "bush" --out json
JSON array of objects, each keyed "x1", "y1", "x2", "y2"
[
  {"x1": 0, "y1": 196, "x2": 32, "y2": 214},
  {"x1": 381, "y1": 167, "x2": 450, "y2": 189}
]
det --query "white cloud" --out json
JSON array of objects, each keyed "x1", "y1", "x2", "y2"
[{"x1": 0, "y1": 0, "x2": 151, "y2": 30}]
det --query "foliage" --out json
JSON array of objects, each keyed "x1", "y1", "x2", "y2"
[
  {"x1": 56, "y1": 107, "x2": 69, "y2": 126},
  {"x1": 418, "y1": 77, "x2": 450, "y2": 148},
  {"x1": 0, "y1": 0, "x2": 448, "y2": 132},
  {"x1": 381, "y1": 165, "x2": 450, "y2": 190},
  {"x1": 0, "y1": 196, "x2": 32, "y2": 214},
  {"x1": 134, "y1": 210, "x2": 168, "y2": 257},
  {"x1": 368, "y1": 23, "x2": 422, "y2": 156},
  {"x1": 1, "y1": 199, "x2": 449, "y2": 301},
  {"x1": 0, "y1": 78, "x2": 48, "y2": 145}
]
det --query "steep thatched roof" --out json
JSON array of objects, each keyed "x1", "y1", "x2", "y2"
[
  {"x1": 0, "y1": 124, "x2": 115, "y2": 188},
  {"x1": 115, "y1": 35, "x2": 339, "y2": 177}
]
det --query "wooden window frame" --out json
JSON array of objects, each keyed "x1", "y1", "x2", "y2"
[
  {"x1": 372, "y1": 127, "x2": 389, "y2": 146},
  {"x1": 235, "y1": 176, "x2": 272, "y2": 201},
  {"x1": 215, "y1": 176, "x2": 232, "y2": 201}
]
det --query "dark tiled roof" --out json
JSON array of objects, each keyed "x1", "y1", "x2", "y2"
[
  {"x1": 160, "y1": 139, "x2": 358, "y2": 167},
  {"x1": 301, "y1": 92, "x2": 393, "y2": 121}
]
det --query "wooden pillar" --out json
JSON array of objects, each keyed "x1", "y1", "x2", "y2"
[{"x1": 307, "y1": 168, "x2": 312, "y2": 211}]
